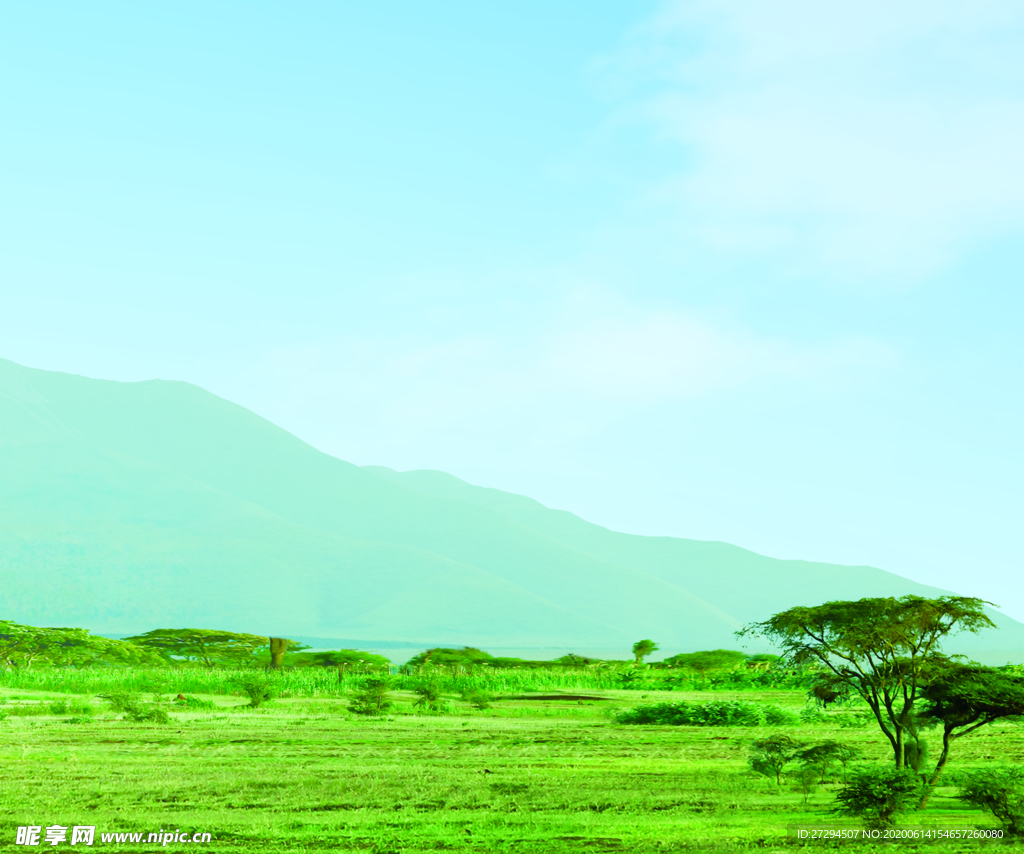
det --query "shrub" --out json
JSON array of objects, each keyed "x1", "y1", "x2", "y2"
[
  {"x1": 799, "y1": 706, "x2": 828, "y2": 724},
  {"x1": 174, "y1": 694, "x2": 215, "y2": 710},
  {"x1": 348, "y1": 676, "x2": 394, "y2": 716},
  {"x1": 101, "y1": 692, "x2": 170, "y2": 724},
  {"x1": 461, "y1": 688, "x2": 491, "y2": 710},
  {"x1": 834, "y1": 766, "x2": 922, "y2": 829},
  {"x1": 956, "y1": 767, "x2": 1024, "y2": 837},
  {"x1": 616, "y1": 699, "x2": 797, "y2": 727},
  {"x1": 837, "y1": 711, "x2": 871, "y2": 728},
  {"x1": 412, "y1": 681, "x2": 445, "y2": 712},
  {"x1": 234, "y1": 675, "x2": 280, "y2": 709}
]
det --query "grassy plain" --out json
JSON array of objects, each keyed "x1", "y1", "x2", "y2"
[{"x1": 2, "y1": 676, "x2": 1022, "y2": 853}]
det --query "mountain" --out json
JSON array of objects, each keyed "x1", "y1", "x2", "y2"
[{"x1": 1, "y1": 357, "x2": 1021, "y2": 660}]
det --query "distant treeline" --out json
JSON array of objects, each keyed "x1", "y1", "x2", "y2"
[{"x1": 1, "y1": 620, "x2": 785, "y2": 677}]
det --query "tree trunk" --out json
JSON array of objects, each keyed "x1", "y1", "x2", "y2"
[
  {"x1": 269, "y1": 637, "x2": 288, "y2": 671},
  {"x1": 918, "y1": 727, "x2": 953, "y2": 810}
]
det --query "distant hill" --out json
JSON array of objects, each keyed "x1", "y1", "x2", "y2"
[{"x1": 1, "y1": 357, "x2": 1021, "y2": 660}]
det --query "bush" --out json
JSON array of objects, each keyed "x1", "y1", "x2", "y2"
[
  {"x1": 412, "y1": 681, "x2": 445, "y2": 712},
  {"x1": 799, "y1": 706, "x2": 828, "y2": 724},
  {"x1": 174, "y1": 694, "x2": 215, "y2": 710},
  {"x1": 834, "y1": 766, "x2": 922, "y2": 829},
  {"x1": 616, "y1": 699, "x2": 798, "y2": 727},
  {"x1": 956, "y1": 767, "x2": 1024, "y2": 837},
  {"x1": 837, "y1": 711, "x2": 871, "y2": 728},
  {"x1": 234, "y1": 675, "x2": 280, "y2": 709},
  {"x1": 101, "y1": 692, "x2": 170, "y2": 724},
  {"x1": 348, "y1": 676, "x2": 394, "y2": 716},
  {"x1": 461, "y1": 688, "x2": 491, "y2": 710}
]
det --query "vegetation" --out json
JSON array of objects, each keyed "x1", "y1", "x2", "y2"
[
  {"x1": 917, "y1": 662, "x2": 1024, "y2": 802},
  {"x1": 2, "y1": 598, "x2": 1022, "y2": 848},
  {"x1": 664, "y1": 648, "x2": 747, "y2": 676},
  {"x1": 615, "y1": 699, "x2": 799, "y2": 727},
  {"x1": 833, "y1": 766, "x2": 923, "y2": 829},
  {"x1": 739, "y1": 595, "x2": 996, "y2": 770},
  {"x1": 3, "y1": 678, "x2": 1017, "y2": 853},
  {"x1": 631, "y1": 638, "x2": 658, "y2": 663},
  {"x1": 348, "y1": 676, "x2": 394, "y2": 716},
  {"x1": 748, "y1": 734, "x2": 803, "y2": 785},
  {"x1": 956, "y1": 767, "x2": 1024, "y2": 837},
  {"x1": 123, "y1": 628, "x2": 283, "y2": 668}
]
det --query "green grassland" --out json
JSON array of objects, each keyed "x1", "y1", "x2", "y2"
[{"x1": 2, "y1": 672, "x2": 1021, "y2": 853}]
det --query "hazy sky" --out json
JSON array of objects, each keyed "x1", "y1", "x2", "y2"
[{"x1": 2, "y1": 2, "x2": 1022, "y2": 619}]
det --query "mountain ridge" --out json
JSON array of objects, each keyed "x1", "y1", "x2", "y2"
[{"x1": 1, "y1": 357, "x2": 1020, "y2": 660}]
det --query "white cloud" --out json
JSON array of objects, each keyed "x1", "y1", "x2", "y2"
[
  {"x1": 250, "y1": 294, "x2": 895, "y2": 452},
  {"x1": 600, "y1": 0, "x2": 1024, "y2": 284}
]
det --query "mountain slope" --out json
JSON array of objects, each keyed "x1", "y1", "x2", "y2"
[{"x1": 1, "y1": 357, "x2": 1020, "y2": 657}]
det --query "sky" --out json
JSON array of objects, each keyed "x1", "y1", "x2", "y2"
[{"x1": 2, "y1": 1, "x2": 1022, "y2": 619}]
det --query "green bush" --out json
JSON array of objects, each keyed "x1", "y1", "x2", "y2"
[
  {"x1": 101, "y1": 692, "x2": 170, "y2": 724},
  {"x1": 174, "y1": 694, "x2": 215, "y2": 710},
  {"x1": 461, "y1": 688, "x2": 491, "y2": 710},
  {"x1": 412, "y1": 681, "x2": 445, "y2": 712},
  {"x1": 799, "y1": 706, "x2": 828, "y2": 724},
  {"x1": 956, "y1": 767, "x2": 1024, "y2": 837},
  {"x1": 616, "y1": 699, "x2": 798, "y2": 727},
  {"x1": 234, "y1": 675, "x2": 280, "y2": 708},
  {"x1": 837, "y1": 711, "x2": 870, "y2": 728},
  {"x1": 834, "y1": 766, "x2": 922, "y2": 829},
  {"x1": 348, "y1": 676, "x2": 394, "y2": 716}
]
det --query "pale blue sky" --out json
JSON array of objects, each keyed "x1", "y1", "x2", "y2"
[{"x1": 2, "y1": 2, "x2": 1022, "y2": 618}]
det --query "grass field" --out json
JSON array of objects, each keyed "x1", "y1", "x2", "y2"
[{"x1": 2, "y1": 677, "x2": 1022, "y2": 853}]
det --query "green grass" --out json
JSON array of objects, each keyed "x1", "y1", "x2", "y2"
[{"x1": 2, "y1": 678, "x2": 1021, "y2": 853}]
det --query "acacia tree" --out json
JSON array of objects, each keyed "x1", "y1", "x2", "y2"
[
  {"x1": 124, "y1": 628, "x2": 271, "y2": 668},
  {"x1": 916, "y1": 663, "x2": 1024, "y2": 807},
  {"x1": 737, "y1": 596, "x2": 995, "y2": 769},
  {"x1": 632, "y1": 639, "x2": 659, "y2": 664},
  {"x1": 665, "y1": 649, "x2": 746, "y2": 677},
  {"x1": 293, "y1": 649, "x2": 390, "y2": 682},
  {"x1": 0, "y1": 621, "x2": 158, "y2": 668}
]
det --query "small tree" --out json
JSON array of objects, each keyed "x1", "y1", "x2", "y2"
[
  {"x1": 797, "y1": 740, "x2": 860, "y2": 783},
  {"x1": 792, "y1": 766, "x2": 819, "y2": 804},
  {"x1": 749, "y1": 735, "x2": 804, "y2": 785},
  {"x1": 666, "y1": 649, "x2": 746, "y2": 677},
  {"x1": 834, "y1": 766, "x2": 922, "y2": 829},
  {"x1": 348, "y1": 676, "x2": 393, "y2": 716},
  {"x1": 632, "y1": 639, "x2": 658, "y2": 664}
]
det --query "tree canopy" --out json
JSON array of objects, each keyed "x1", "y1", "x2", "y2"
[
  {"x1": 0, "y1": 621, "x2": 161, "y2": 668},
  {"x1": 632, "y1": 639, "x2": 659, "y2": 663},
  {"x1": 123, "y1": 628, "x2": 273, "y2": 668},
  {"x1": 405, "y1": 647, "x2": 496, "y2": 667},
  {"x1": 664, "y1": 649, "x2": 747, "y2": 676},
  {"x1": 916, "y1": 663, "x2": 1024, "y2": 802}
]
